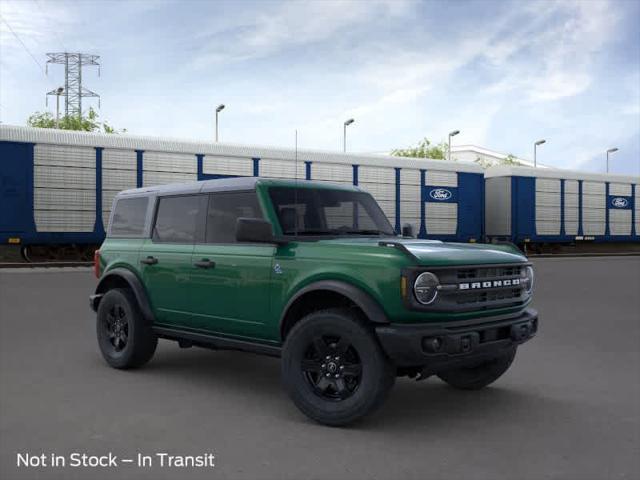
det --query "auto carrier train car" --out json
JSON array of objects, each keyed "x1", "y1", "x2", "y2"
[
  {"x1": 0, "y1": 125, "x2": 484, "y2": 258},
  {"x1": 484, "y1": 165, "x2": 639, "y2": 246}
]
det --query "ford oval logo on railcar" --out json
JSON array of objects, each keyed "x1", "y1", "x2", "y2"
[
  {"x1": 611, "y1": 197, "x2": 629, "y2": 208},
  {"x1": 429, "y1": 188, "x2": 452, "y2": 201}
]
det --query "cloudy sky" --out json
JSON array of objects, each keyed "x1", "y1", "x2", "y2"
[{"x1": 0, "y1": 0, "x2": 638, "y2": 174}]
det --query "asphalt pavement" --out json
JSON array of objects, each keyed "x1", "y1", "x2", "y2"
[{"x1": 0, "y1": 257, "x2": 639, "y2": 480}]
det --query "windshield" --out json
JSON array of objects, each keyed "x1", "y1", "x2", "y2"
[{"x1": 268, "y1": 187, "x2": 396, "y2": 236}]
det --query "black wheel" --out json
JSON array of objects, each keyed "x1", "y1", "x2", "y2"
[
  {"x1": 96, "y1": 288, "x2": 157, "y2": 369},
  {"x1": 282, "y1": 308, "x2": 395, "y2": 426},
  {"x1": 437, "y1": 347, "x2": 517, "y2": 390}
]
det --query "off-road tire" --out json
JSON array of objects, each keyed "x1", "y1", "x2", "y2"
[
  {"x1": 96, "y1": 288, "x2": 157, "y2": 369},
  {"x1": 437, "y1": 347, "x2": 517, "y2": 390},
  {"x1": 282, "y1": 308, "x2": 395, "y2": 426}
]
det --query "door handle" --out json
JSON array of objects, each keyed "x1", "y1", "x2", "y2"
[
  {"x1": 194, "y1": 259, "x2": 215, "y2": 269},
  {"x1": 140, "y1": 256, "x2": 158, "y2": 265}
]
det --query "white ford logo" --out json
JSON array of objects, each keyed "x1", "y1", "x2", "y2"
[
  {"x1": 611, "y1": 197, "x2": 628, "y2": 208},
  {"x1": 429, "y1": 188, "x2": 452, "y2": 201}
]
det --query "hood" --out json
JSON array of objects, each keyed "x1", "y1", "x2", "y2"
[
  {"x1": 397, "y1": 239, "x2": 526, "y2": 266},
  {"x1": 317, "y1": 237, "x2": 527, "y2": 266}
]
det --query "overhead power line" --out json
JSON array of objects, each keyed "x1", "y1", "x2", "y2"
[
  {"x1": 32, "y1": 0, "x2": 69, "y2": 52},
  {"x1": 0, "y1": 14, "x2": 46, "y2": 75}
]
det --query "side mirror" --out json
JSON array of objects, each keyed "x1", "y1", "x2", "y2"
[
  {"x1": 236, "y1": 218, "x2": 281, "y2": 244},
  {"x1": 401, "y1": 223, "x2": 414, "y2": 238}
]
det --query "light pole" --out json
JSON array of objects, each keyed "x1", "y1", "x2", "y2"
[
  {"x1": 55, "y1": 87, "x2": 64, "y2": 128},
  {"x1": 606, "y1": 148, "x2": 618, "y2": 173},
  {"x1": 448, "y1": 130, "x2": 460, "y2": 161},
  {"x1": 533, "y1": 139, "x2": 546, "y2": 167},
  {"x1": 215, "y1": 104, "x2": 225, "y2": 142},
  {"x1": 342, "y1": 118, "x2": 355, "y2": 152},
  {"x1": 343, "y1": 118, "x2": 354, "y2": 152}
]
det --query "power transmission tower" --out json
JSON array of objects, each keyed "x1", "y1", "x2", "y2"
[{"x1": 46, "y1": 53, "x2": 100, "y2": 118}]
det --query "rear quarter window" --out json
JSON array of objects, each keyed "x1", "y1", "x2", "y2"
[{"x1": 109, "y1": 197, "x2": 149, "y2": 237}]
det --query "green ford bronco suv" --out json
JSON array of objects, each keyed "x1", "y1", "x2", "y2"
[{"x1": 90, "y1": 177, "x2": 537, "y2": 426}]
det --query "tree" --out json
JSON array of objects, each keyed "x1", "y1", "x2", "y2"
[
  {"x1": 391, "y1": 138, "x2": 449, "y2": 160},
  {"x1": 26, "y1": 107, "x2": 125, "y2": 134},
  {"x1": 474, "y1": 153, "x2": 522, "y2": 169}
]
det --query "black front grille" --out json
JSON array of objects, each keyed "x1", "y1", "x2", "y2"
[
  {"x1": 456, "y1": 288, "x2": 523, "y2": 305},
  {"x1": 421, "y1": 263, "x2": 530, "y2": 312},
  {"x1": 456, "y1": 265, "x2": 523, "y2": 280}
]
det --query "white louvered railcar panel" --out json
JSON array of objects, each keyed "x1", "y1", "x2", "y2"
[
  {"x1": 536, "y1": 179, "x2": 560, "y2": 235},
  {"x1": 400, "y1": 202, "x2": 420, "y2": 218},
  {"x1": 144, "y1": 151, "x2": 197, "y2": 173},
  {"x1": 535, "y1": 191, "x2": 561, "y2": 207},
  {"x1": 582, "y1": 181, "x2": 606, "y2": 234},
  {"x1": 259, "y1": 158, "x2": 305, "y2": 179},
  {"x1": 425, "y1": 170, "x2": 457, "y2": 187},
  {"x1": 565, "y1": 222, "x2": 579, "y2": 235},
  {"x1": 583, "y1": 222, "x2": 605, "y2": 235},
  {"x1": 103, "y1": 149, "x2": 136, "y2": 170},
  {"x1": 582, "y1": 181, "x2": 605, "y2": 195},
  {"x1": 34, "y1": 189, "x2": 95, "y2": 210},
  {"x1": 426, "y1": 203, "x2": 457, "y2": 235},
  {"x1": 609, "y1": 183, "x2": 631, "y2": 196},
  {"x1": 536, "y1": 178, "x2": 561, "y2": 192},
  {"x1": 536, "y1": 222, "x2": 561, "y2": 235},
  {"x1": 143, "y1": 171, "x2": 197, "y2": 187},
  {"x1": 400, "y1": 183, "x2": 420, "y2": 203},
  {"x1": 33, "y1": 146, "x2": 96, "y2": 232},
  {"x1": 203, "y1": 155, "x2": 253, "y2": 176},
  {"x1": 34, "y1": 144, "x2": 95, "y2": 168},
  {"x1": 564, "y1": 193, "x2": 579, "y2": 208},
  {"x1": 102, "y1": 190, "x2": 122, "y2": 228},
  {"x1": 34, "y1": 165, "x2": 95, "y2": 190},
  {"x1": 358, "y1": 166, "x2": 395, "y2": 184},
  {"x1": 564, "y1": 180, "x2": 579, "y2": 194},
  {"x1": 400, "y1": 169, "x2": 420, "y2": 186},
  {"x1": 103, "y1": 169, "x2": 136, "y2": 191},
  {"x1": 582, "y1": 194, "x2": 605, "y2": 209},
  {"x1": 564, "y1": 180, "x2": 579, "y2": 235},
  {"x1": 358, "y1": 182, "x2": 395, "y2": 201},
  {"x1": 564, "y1": 207, "x2": 579, "y2": 235},
  {"x1": 375, "y1": 200, "x2": 396, "y2": 224},
  {"x1": 583, "y1": 208, "x2": 606, "y2": 222},
  {"x1": 609, "y1": 210, "x2": 631, "y2": 235},
  {"x1": 34, "y1": 211, "x2": 95, "y2": 232},
  {"x1": 312, "y1": 163, "x2": 353, "y2": 183}
]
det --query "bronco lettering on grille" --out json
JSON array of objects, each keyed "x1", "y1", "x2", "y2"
[{"x1": 458, "y1": 278, "x2": 521, "y2": 290}]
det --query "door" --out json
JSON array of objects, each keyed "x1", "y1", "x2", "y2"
[
  {"x1": 140, "y1": 194, "x2": 206, "y2": 327},
  {"x1": 0, "y1": 142, "x2": 33, "y2": 237},
  {"x1": 189, "y1": 191, "x2": 275, "y2": 339}
]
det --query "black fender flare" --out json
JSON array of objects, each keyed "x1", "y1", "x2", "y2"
[
  {"x1": 93, "y1": 268, "x2": 155, "y2": 324},
  {"x1": 279, "y1": 280, "x2": 389, "y2": 332}
]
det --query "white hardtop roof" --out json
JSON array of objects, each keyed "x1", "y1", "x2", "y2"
[
  {"x1": 118, "y1": 176, "x2": 361, "y2": 197},
  {"x1": 485, "y1": 165, "x2": 639, "y2": 184},
  {"x1": 0, "y1": 124, "x2": 483, "y2": 174}
]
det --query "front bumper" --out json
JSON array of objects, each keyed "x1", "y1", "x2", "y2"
[{"x1": 375, "y1": 308, "x2": 538, "y2": 369}]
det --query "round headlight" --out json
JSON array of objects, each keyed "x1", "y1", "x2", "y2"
[
  {"x1": 414, "y1": 272, "x2": 439, "y2": 305},
  {"x1": 524, "y1": 266, "x2": 534, "y2": 293}
]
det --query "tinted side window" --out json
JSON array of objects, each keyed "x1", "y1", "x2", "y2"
[
  {"x1": 206, "y1": 192, "x2": 263, "y2": 243},
  {"x1": 152, "y1": 195, "x2": 202, "y2": 243},
  {"x1": 110, "y1": 197, "x2": 148, "y2": 237}
]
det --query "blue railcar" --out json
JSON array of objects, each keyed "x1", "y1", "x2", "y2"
[
  {"x1": 0, "y1": 125, "x2": 485, "y2": 256},
  {"x1": 484, "y1": 165, "x2": 640, "y2": 246}
]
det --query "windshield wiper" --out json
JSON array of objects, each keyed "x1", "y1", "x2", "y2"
[{"x1": 282, "y1": 229, "x2": 334, "y2": 235}]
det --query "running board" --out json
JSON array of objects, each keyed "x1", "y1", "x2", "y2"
[{"x1": 153, "y1": 326, "x2": 282, "y2": 357}]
